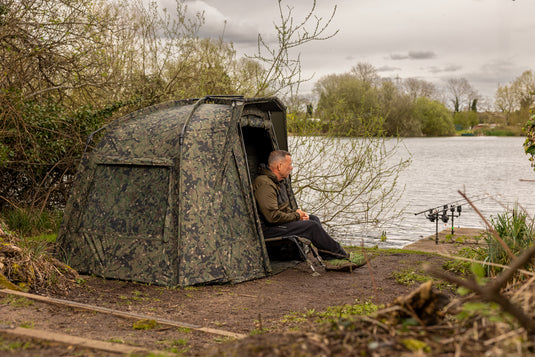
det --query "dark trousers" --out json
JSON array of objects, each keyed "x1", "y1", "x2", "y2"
[{"x1": 262, "y1": 215, "x2": 348, "y2": 260}]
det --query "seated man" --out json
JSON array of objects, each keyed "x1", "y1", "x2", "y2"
[{"x1": 253, "y1": 150, "x2": 362, "y2": 270}]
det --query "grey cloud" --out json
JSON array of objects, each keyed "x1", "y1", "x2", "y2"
[
  {"x1": 390, "y1": 51, "x2": 437, "y2": 60},
  {"x1": 377, "y1": 65, "x2": 401, "y2": 72},
  {"x1": 408, "y1": 50, "x2": 436, "y2": 59},
  {"x1": 428, "y1": 65, "x2": 462, "y2": 73},
  {"x1": 390, "y1": 53, "x2": 409, "y2": 60},
  {"x1": 182, "y1": 0, "x2": 260, "y2": 44}
]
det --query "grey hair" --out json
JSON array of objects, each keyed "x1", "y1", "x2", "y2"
[{"x1": 268, "y1": 150, "x2": 291, "y2": 167}]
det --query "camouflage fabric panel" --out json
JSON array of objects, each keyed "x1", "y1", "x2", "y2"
[
  {"x1": 58, "y1": 162, "x2": 176, "y2": 285},
  {"x1": 178, "y1": 104, "x2": 268, "y2": 286},
  {"x1": 63, "y1": 232, "x2": 175, "y2": 285},
  {"x1": 214, "y1": 144, "x2": 269, "y2": 279},
  {"x1": 95, "y1": 104, "x2": 191, "y2": 160},
  {"x1": 80, "y1": 165, "x2": 169, "y2": 238}
]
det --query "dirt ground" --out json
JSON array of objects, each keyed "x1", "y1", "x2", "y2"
[{"x1": 0, "y1": 229, "x2": 485, "y2": 356}]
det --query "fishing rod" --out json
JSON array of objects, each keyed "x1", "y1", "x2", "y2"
[
  {"x1": 414, "y1": 194, "x2": 488, "y2": 216},
  {"x1": 414, "y1": 194, "x2": 489, "y2": 244}
]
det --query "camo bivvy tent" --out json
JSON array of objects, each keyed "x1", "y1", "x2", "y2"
[{"x1": 56, "y1": 96, "x2": 300, "y2": 287}]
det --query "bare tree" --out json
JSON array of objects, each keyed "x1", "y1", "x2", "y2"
[
  {"x1": 511, "y1": 70, "x2": 535, "y2": 112},
  {"x1": 249, "y1": 0, "x2": 338, "y2": 98},
  {"x1": 350, "y1": 62, "x2": 380, "y2": 87},
  {"x1": 403, "y1": 78, "x2": 437, "y2": 101},
  {"x1": 289, "y1": 121, "x2": 410, "y2": 237},
  {"x1": 446, "y1": 77, "x2": 478, "y2": 112},
  {"x1": 495, "y1": 84, "x2": 518, "y2": 125}
]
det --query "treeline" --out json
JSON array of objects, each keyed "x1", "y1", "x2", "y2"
[
  {"x1": 289, "y1": 64, "x2": 534, "y2": 137},
  {"x1": 310, "y1": 63, "x2": 455, "y2": 136}
]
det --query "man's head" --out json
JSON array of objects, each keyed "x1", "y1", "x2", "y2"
[{"x1": 268, "y1": 150, "x2": 293, "y2": 181}]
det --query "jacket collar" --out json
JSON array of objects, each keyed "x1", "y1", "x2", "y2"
[{"x1": 258, "y1": 164, "x2": 280, "y2": 184}]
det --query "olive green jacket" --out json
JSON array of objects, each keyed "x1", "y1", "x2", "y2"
[{"x1": 252, "y1": 167, "x2": 300, "y2": 226}]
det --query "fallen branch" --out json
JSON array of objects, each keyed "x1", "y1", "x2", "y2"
[
  {"x1": 0, "y1": 288, "x2": 246, "y2": 339},
  {"x1": 0, "y1": 326, "x2": 166, "y2": 356}
]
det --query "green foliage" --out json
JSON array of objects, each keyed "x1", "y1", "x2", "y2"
[
  {"x1": 314, "y1": 73, "x2": 383, "y2": 135},
  {"x1": 412, "y1": 98, "x2": 455, "y2": 136},
  {"x1": 0, "y1": 337, "x2": 32, "y2": 352},
  {"x1": 483, "y1": 207, "x2": 534, "y2": 275},
  {"x1": 0, "y1": 93, "x2": 127, "y2": 210},
  {"x1": 474, "y1": 126, "x2": 523, "y2": 136},
  {"x1": 158, "y1": 337, "x2": 189, "y2": 354},
  {"x1": 524, "y1": 113, "x2": 535, "y2": 170},
  {"x1": 132, "y1": 319, "x2": 158, "y2": 330},
  {"x1": 107, "y1": 338, "x2": 126, "y2": 344},
  {"x1": 453, "y1": 111, "x2": 479, "y2": 130},
  {"x1": 442, "y1": 258, "x2": 471, "y2": 275},
  {"x1": 286, "y1": 112, "x2": 324, "y2": 135},
  {"x1": 456, "y1": 301, "x2": 514, "y2": 326},
  {"x1": 19, "y1": 321, "x2": 34, "y2": 329},
  {"x1": 0, "y1": 0, "x2": 340, "y2": 212},
  {"x1": 1, "y1": 207, "x2": 62, "y2": 237},
  {"x1": 0, "y1": 295, "x2": 33, "y2": 308},
  {"x1": 401, "y1": 338, "x2": 430, "y2": 353},
  {"x1": 457, "y1": 206, "x2": 534, "y2": 276},
  {"x1": 282, "y1": 300, "x2": 382, "y2": 330},
  {"x1": 380, "y1": 231, "x2": 387, "y2": 242},
  {"x1": 392, "y1": 269, "x2": 431, "y2": 286},
  {"x1": 313, "y1": 66, "x2": 462, "y2": 137},
  {"x1": 323, "y1": 300, "x2": 381, "y2": 318}
]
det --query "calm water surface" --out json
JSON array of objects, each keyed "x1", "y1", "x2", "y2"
[{"x1": 332, "y1": 136, "x2": 535, "y2": 248}]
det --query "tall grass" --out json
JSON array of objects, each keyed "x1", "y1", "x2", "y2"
[
  {"x1": 480, "y1": 205, "x2": 534, "y2": 275},
  {"x1": 1, "y1": 207, "x2": 62, "y2": 238}
]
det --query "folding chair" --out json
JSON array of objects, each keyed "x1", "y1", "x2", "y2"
[{"x1": 264, "y1": 235, "x2": 325, "y2": 273}]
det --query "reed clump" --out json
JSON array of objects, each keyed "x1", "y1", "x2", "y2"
[{"x1": 0, "y1": 219, "x2": 77, "y2": 293}]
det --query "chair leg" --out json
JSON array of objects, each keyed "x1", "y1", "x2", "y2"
[
  {"x1": 308, "y1": 244, "x2": 325, "y2": 268},
  {"x1": 288, "y1": 236, "x2": 317, "y2": 273}
]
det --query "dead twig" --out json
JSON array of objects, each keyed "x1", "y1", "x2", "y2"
[
  {"x1": 483, "y1": 328, "x2": 525, "y2": 346},
  {"x1": 458, "y1": 190, "x2": 515, "y2": 260}
]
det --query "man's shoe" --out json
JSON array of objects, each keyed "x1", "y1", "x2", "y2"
[
  {"x1": 349, "y1": 252, "x2": 365, "y2": 266},
  {"x1": 324, "y1": 253, "x2": 365, "y2": 272}
]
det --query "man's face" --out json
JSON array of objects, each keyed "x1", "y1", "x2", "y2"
[{"x1": 278, "y1": 155, "x2": 293, "y2": 180}]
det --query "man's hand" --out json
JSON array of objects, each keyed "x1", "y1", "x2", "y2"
[{"x1": 296, "y1": 209, "x2": 309, "y2": 221}]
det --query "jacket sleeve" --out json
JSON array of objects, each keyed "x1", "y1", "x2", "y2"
[{"x1": 253, "y1": 178, "x2": 300, "y2": 225}]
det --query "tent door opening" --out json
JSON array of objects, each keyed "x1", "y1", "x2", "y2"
[{"x1": 240, "y1": 124, "x2": 305, "y2": 270}]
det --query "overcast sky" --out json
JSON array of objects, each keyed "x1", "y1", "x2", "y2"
[{"x1": 159, "y1": 0, "x2": 534, "y2": 105}]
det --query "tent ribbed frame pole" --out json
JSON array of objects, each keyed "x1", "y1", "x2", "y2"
[{"x1": 176, "y1": 96, "x2": 207, "y2": 285}]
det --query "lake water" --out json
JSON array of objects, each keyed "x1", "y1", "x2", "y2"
[{"x1": 298, "y1": 136, "x2": 535, "y2": 249}]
